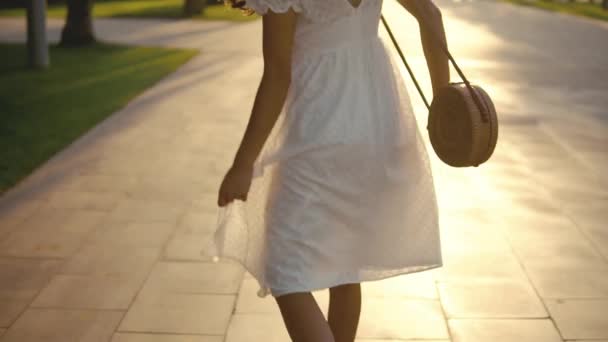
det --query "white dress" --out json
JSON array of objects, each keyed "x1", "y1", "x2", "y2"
[{"x1": 202, "y1": 0, "x2": 443, "y2": 298}]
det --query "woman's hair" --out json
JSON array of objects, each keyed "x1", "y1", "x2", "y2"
[{"x1": 222, "y1": 0, "x2": 256, "y2": 16}]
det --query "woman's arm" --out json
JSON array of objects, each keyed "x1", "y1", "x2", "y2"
[
  {"x1": 232, "y1": 9, "x2": 298, "y2": 169},
  {"x1": 217, "y1": 8, "x2": 297, "y2": 206},
  {"x1": 397, "y1": 0, "x2": 450, "y2": 96}
]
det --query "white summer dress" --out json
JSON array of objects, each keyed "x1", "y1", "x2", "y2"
[{"x1": 202, "y1": 0, "x2": 443, "y2": 298}]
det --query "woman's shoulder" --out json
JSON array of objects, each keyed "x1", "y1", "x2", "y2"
[
  {"x1": 243, "y1": 0, "x2": 306, "y2": 16},
  {"x1": 243, "y1": 0, "x2": 350, "y2": 23}
]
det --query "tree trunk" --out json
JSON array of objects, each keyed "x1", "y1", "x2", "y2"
[
  {"x1": 183, "y1": 0, "x2": 204, "y2": 16},
  {"x1": 60, "y1": 0, "x2": 95, "y2": 47},
  {"x1": 603, "y1": 0, "x2": 608, "y2": 10},
  {"x1": 26, "y1": 0, "x2": 50, "y2": 68}
]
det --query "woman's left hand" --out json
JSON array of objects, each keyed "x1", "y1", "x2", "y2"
[{"x1": 217, "y1": 162, "x2": 254, "y2": 207}]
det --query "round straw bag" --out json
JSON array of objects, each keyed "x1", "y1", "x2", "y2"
[
  {"x1": 381, "y1": 15, "x2": 498, "y2": 167},
  {"x1": 428, "y1": 82, "x2": 498, "y2": 166}
]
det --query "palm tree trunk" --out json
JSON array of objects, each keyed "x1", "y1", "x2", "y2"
[
  {"x1": 26, "y1": 0, "x2": 49, "y2": 67},
  {"x1": 60, "y1": 0, "x2": 95, "y2": 46}
]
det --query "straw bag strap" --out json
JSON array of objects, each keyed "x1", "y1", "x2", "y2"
[{"x1": 380, "y1": 13, "x2": 490, "y2": 123}]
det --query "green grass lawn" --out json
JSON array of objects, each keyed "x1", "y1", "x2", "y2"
[
  {"x1": 0, "y1": 0, "x2": 259, "y2": 21},
  {"x1": 0, "y1": 43, "x2": 197, "y2": 194},
  {"x1": 502, "y1": 0, "x2": 608, "y2": 22}
]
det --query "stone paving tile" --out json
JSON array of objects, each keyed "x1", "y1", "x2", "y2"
[
  {"x1": 164, "y1": 233, "x2": 213, "y2": 261},
  {"x1": 438, "y1": 206, "x2": 496, "y2": 226},
  {"x1": 0, "y1": 199, "x2": 44, "y2": 240},
  {"x1": 176, "y1": 209, "x2": 218, "y2": 235},
  {"x1": 438, "y1": 279, "x2": 547, "y2": 318},
  {"x1": 43, "y1": 189, "x2": 122, "y2": 212},
  {"x1": 474, "y1": 157, "x2": 530, "y2": 176},
  {"x1": 526, "y1": 266, "x2": 608, "y2": 299},
  {"x1": 57, "y1": 173, "x2": 140, "y2": 194},
  {"x1": 0, "y1": 258, "x2": 62, "y2": 300},
  {"x1": 163, "y1": 206, "x2": 220, "y2": 261},
  {"x1": 137, "y1": 156, "x2": 218, "y2": 189},
  {"x1": 107, "y1": 198, "x2": 186, "y2": 224},
  {"x1": 75, "y1": 153, "x2": 162, "y2": 178},
  {"x1": 59, "y1": 241, "x2": 160, "y2": 277},
  {"x1": 510, "y1": 233, "x2": 607, "y2": 270},
  {"x1": 187, "y1": 193, "x2": 219, "y2": 215},
  {"x1": 118, "y1": 291, "x2": 235, "y2": 334},
  {"x1": 434, "y1": 249, "x2": 529, "y2": 283},
  {"x1": 235, "y1": 273, "x2": 439, "y2": 317},
  {"x1": 563, "y1": 205, "x2": 608, "y2": 259},
  {"x1": 518, "y1": 152, "x2": 575, "y2": 172},
  {"x1": 139, "y1": 261, "x2": 243, "y2": 295},
  {"x1": 0, "y1": 299, "x2": 28, "y2": 327},
  {"x1": 487, "y1": 176, "x2": 546, "y2": 198},
  {"x1": 562, "y1": 199, "x2": 608, "y2": 212},
  {"x1": 30, "y1": 272, "x2": 149, "y2": 310},
  {"x1": 436, "y1": 191, "x2": 500, "y2": 213},
  {"x1": 235, "y1": 278, "x2": 281, "y2": 314},
  {"x1": 499, "y1": 204, "x2": 577, "y2": 238},
  {"x1": 83, "y1": 219, "x2": 176, "y2": 248},
  {"x1": 449, "y1": 318, "x2": 562, "y2": 342},
  {"x1": 503, "y1": 217, "x2": 586, "y2": 247},
  {"x1": 126, "y1": 177, "x2": 208, "y2": 206},
  {"x1": 540, "y1": 178, "x2": 608, "y2": 203},
  {"x1": 529, "y1": 172, "x2": 601, "y2": 209},
  {"x1": 0, "y1": 221, "x2": 18, "y2": 242},
  {"x1": 235, "y1": 277, "x2": 329, "y2": 315},
  {"x1": 0, "y1": 208, "x2": 106, "y2": 258},
  {"x1": 498, "y1": 201, "x2": 608, "y2": 270},
  {"x1": 529, "y1": 159, "x2": 595, "y2": 180},
  {"x1": 1, "y1": 308, "x2": 123, "y2": 342},
  {"x1": 0, "y1": 227, "x2": 89, "y2": 258},
  {"x1": 546, "y1": 299, "x2": 608, "y2": 340},
  {"x1": 356, "y1": 297, "x2": 449, "y2": 340},
  {"x1": 224, "y1": 314, "x2": 290, "y2": 342},
  {"x1": 1, "y1": 205, "x2": 70, "y2": 232},
  {"x1": 361, "y1": 271, "x2": 439, "y2": 299},
  {"x1": 439, "y1": 223, "x2": 514, "y2": 260},
  {"x1": 111, "y1": 333, "x2": 222, "y2": 342},
  {"x1": 498, "y1": 191, "x2": 563, "y2": 215}
]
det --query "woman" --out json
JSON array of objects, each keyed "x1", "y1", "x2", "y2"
[{"x1": 211, "y1": 0, "x2": 449, "y2": 341}]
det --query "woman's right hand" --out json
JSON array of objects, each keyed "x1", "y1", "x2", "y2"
[{"x1": 217, "y1": 162, "x2": 254, "y2": 207}]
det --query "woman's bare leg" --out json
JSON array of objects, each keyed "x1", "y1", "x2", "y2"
[
  {"x1": 275, "y1": 291, "x2": 335, "y2": 342},
  {"x1": 328, "y1": 283, "x2": 362, "y2": 342}
]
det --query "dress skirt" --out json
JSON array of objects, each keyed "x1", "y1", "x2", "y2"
[{"x1": 202, "y1": 31, "x2": 443, "y2": 298}]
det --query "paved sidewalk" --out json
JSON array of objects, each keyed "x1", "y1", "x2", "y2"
[{"x1": 1, "y1": 0, "x2": 607, "y2": 341}]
